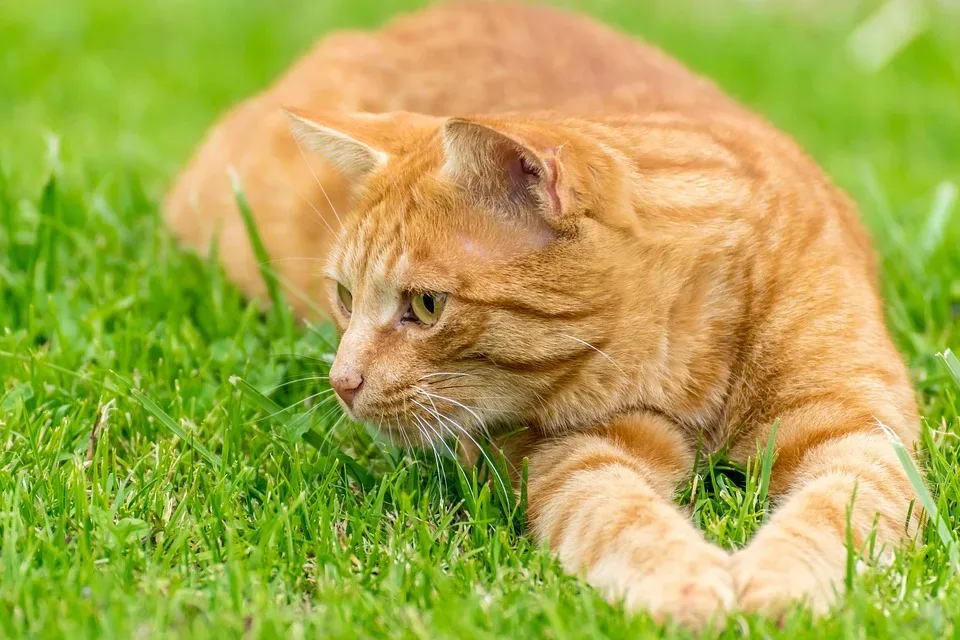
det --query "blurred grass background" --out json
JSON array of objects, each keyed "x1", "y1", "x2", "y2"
[
  {"x1": 3, "y1": 0, "x2": 958, "y2": 197},
  {"x1": 1, "y1": 0, "x2": 959, "y2": 637}
]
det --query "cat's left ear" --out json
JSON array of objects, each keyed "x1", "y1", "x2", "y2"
[
  {"x1": 284, "y1": 108, "x2": 440, "y2": 185},
  {"x1": 442, "y1": 118, "x2": 575, "y2": 228},
  {"x1": 284, "y1": 108, "x2": 389, "y2": 184}
]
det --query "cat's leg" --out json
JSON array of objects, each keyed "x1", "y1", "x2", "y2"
[
  {"x1": 730, "y1": 409, "x2": 919, "y2": 615},
  {"x1": 525, "y1": 412, "x2": 734, "y2": 627}
]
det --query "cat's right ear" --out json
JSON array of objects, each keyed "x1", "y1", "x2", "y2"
[
  {"x1": 283, "y1": 108, "x2": 390, "y2": 184},
  {"x1": 441, "y1": 118, "x2": 578, "y2": 249}
]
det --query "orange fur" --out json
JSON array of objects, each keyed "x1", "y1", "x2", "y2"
[
  {"x1": 164, "y1": 1, "x2": 731, "y2": 318},
  {"x1": 166, "y1": 1, "x2": 922, "y2": 628}
]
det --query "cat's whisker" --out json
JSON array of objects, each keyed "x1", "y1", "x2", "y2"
[
  {"x1": 254, "y1": 389, "x2": 338, "y2": 424},
  {"x1": 426, "y1": 377, "x2": 484, "y2": 388},
  {"x1": 529, "y1": 387, "x2": 552, "y2": 421},
  {"x1": 316, "y1": 410, "x2": 348, "y2": 450},
  {"x1": 268, "y1": 375, "x2": 334, "y2": 392},
  {"x1": 400, "y1": 404, "x2": 418, "y2": 457},
  {"x1": 428, "y1": 382, "x2": 493, "y2": 394},
  {"x1": 292, "y1": 134, "x2": 344, "y2": 230},
  {"x1": 466, "y1": 405, "x2": 519, "y2": 416},
  {"x1": 278, "y1": 400, "x2": 345, "y2": 456},
  {"x1": 424, "y1": 414, "x2": 458, "y2": 461},
  {"x1": 413, "y1": 386, "x2": 489, "y2": 432},
  {"x1": 313, "y1": 399, "x2": 345, "y2": 426},
  {"x1": 327, "y1": 410, "x2": 348, "y2": 433},
  {"x1": 412, "y1": 396, "x2": 507, "y2": 498},
  {"x1": 418, "y1": 372, "x2": 476, "y2": 381},
  {"x1": 421, "y1": 392, "x2": 518, "y2": 411},
  {"x1": 278, "y1": 395, "x2": 340, "y2": 427},
  {"x1": 413, "y1": 413, "x2": 456, "y2": 506},
  {"x1": 561, "y1": 333, "x2": 631, "y2": 382},
  {"x1": 394, "y1": 414, "x2": 412, "y2": 452},
  {"x1": 416, "y1": 390, "x2": 499, "y2": 440},
  {"x1": 412, "y1": 397, "x2": 457, "y2": 447},
  {"x1": 433, "y1": 393, "x2": 511, "y2": 402},
  {"x1": 413, "y1": 413, "x2": 442, "y2": 453},
  {"x1": 269, "y1": 351, "x2": 336, "y2": 365},
  {"x1": 410, "y1": 414, "x2": 447, "y2": 497},
  {"x1": 297, "y1": 189, "x2": 336, "y2": 235},
  {"x1": 412, "y1": 413, "x2": 441, "y2": 468},
  {"x1": 391, "y1": 411, "x2": 412, "y2": 463},
  {"x1": 431, "y1": 407, "x2": 506, "y2": 498},
  {"x1": 286, "y1": 396, "x2": 342, "y2": 440}
]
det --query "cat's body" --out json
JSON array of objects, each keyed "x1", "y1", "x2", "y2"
[
  {"x1": 164, "y1": 1, "x2": 737, "y2": 317},
  {"x1": 166, "y1": 1, "x2": 921, "y2": 628}
]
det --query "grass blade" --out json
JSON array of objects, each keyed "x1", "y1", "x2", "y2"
[
  {"x1": 848, "y1": 0, "x2": 930, "y2": 73},
  {"x1": 921, "y1": 181, "x2": 956, "y2": 256},
  {"x1": 757, "y1": 418, "x2": 779, "y2": 509},
  {"x1": 845, "y1": 482, "x2": 859, "y2": 590},
  {"x1": 938, "y1": 349, "x2": 960, "y2": 389},
  {"x1": 479, "y1": 441, "x2": 516, "y2": 523},
  {"x1": 230, "y1": 374, "x2": 290, "y2": 419},
  {"x1": 112, "y1": 372, "x2": 222, "y2": 468},
  {"x1": 229, "y1": 375, "x2": 310, "y2": 442},
  {"x1": 229, "y1": 376, "x2": 374, "y2": 489},
  {"x1": 229, "y1": 168, "x2": 295, "y2": 344},
  {"x1": 517, "y1": 456, "x2": 529, "y2": 533},
  {"x1": 881, "y1": 422, "x2": 960, "y2": 573}
]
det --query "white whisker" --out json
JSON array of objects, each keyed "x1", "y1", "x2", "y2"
[
  {"x1": 297, "y1": 188, "x2": 336, "y2": 234},
  {"x1": 413, "y1": 386, "x2": 485, "y2": 427},
  {"x1": 293, "y1": 135, "x2": 344, "y2": 229},
  {"x1": 267, "y1": 375, "x2": 332, "y2": 392},
  {"x1": 256, "y1": 389, "x2": 337, "y2": 423},
  {"x1": 561, "y1": 333, "x2": 630, "y2": 380},
  {"x1": 418, "y1": 372, "x2": 476, "y2": 381},
  {"x1": 308, "y1": 409, "x2": 348, "y2": 454},
  {"x1": 413, "y1": 386, "x2": 499, "y2": 440},
  {"x1": 412, "y1": 397, "x2": 508, "y2": 499},
  {"x1": 417, "y1": 415, "x2": 448, "y2": 508}
]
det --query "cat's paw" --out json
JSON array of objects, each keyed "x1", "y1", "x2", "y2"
[
  {"x1": 731, "y1": 526, "x2": 845, "y2": 618},
  {"x1": 594, "y1": 540, "x2": 734, "y2": 629}
]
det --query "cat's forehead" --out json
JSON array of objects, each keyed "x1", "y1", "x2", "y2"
[
  {"x1": 330, "y1": 166, "x2": 542, "y2": 291},
  {"x1": 329, "y1": 183, "x2": 464, "y2": 287}
]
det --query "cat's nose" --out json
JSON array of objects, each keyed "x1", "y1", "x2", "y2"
[{"x1": 330, "y1": 367, "x2": 364, "y2": 408}]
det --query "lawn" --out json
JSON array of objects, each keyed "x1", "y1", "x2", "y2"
[{"x1": 2, "y1": 0, "x2": 959, "y2": 637}]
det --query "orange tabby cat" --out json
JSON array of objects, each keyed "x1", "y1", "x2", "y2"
[
  {"x1": 166, "y1": 1, "x2": 921, "y2": 628},
  {"x1": 164, "y1": 1, "x2": 735, "y2": 318}
]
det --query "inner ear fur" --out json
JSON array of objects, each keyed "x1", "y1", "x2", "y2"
[{"x1": 442, "y1": 118, "x2": 571, "y2": 229}]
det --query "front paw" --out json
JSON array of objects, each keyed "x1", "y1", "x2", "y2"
[
  {"x1": 731, "y1": 525, "x2": 847, "y2": 617},
  {"x1": 592, "y1": 539, "x2": 734, "y2": 630}
]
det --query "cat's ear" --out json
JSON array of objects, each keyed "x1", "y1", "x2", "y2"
[
  {"x1": 442, "y1": 118, "x2": 573, "y2": 234},
  {"x1": 284, "y1": 108, "x2": 391, "y2": 184}
]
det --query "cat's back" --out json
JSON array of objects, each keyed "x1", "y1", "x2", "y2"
[
  {"x1": 269, "y1": 1, "x2": 734, "y2": 114},
  {"x1": 164, "y1": 1, "x2": 739, "y2": 316}
]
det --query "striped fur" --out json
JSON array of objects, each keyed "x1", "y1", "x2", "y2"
[{"x1": 166, "y1": 1, "x2": 922, "y2": 628}]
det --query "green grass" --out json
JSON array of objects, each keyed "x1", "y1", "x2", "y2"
[{"x1": 2, "y1": 0, "x2": 959, "y2": 637}]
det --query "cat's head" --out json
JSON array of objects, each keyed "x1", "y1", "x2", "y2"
[{"x1": 286, "y1": 109, "x2": 657, "y2": 447}]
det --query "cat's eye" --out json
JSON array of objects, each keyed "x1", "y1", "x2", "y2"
[
  {"x1": 409, "y1": 292, "x2": 446, "y2": 326},
  {"x1": 337, "y1": 282, "x2": 353, "y2": 313}
]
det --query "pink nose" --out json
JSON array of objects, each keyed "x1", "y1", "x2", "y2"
[{"x1": 330, "y1": 368, "x2": 364, "y2": 408}]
